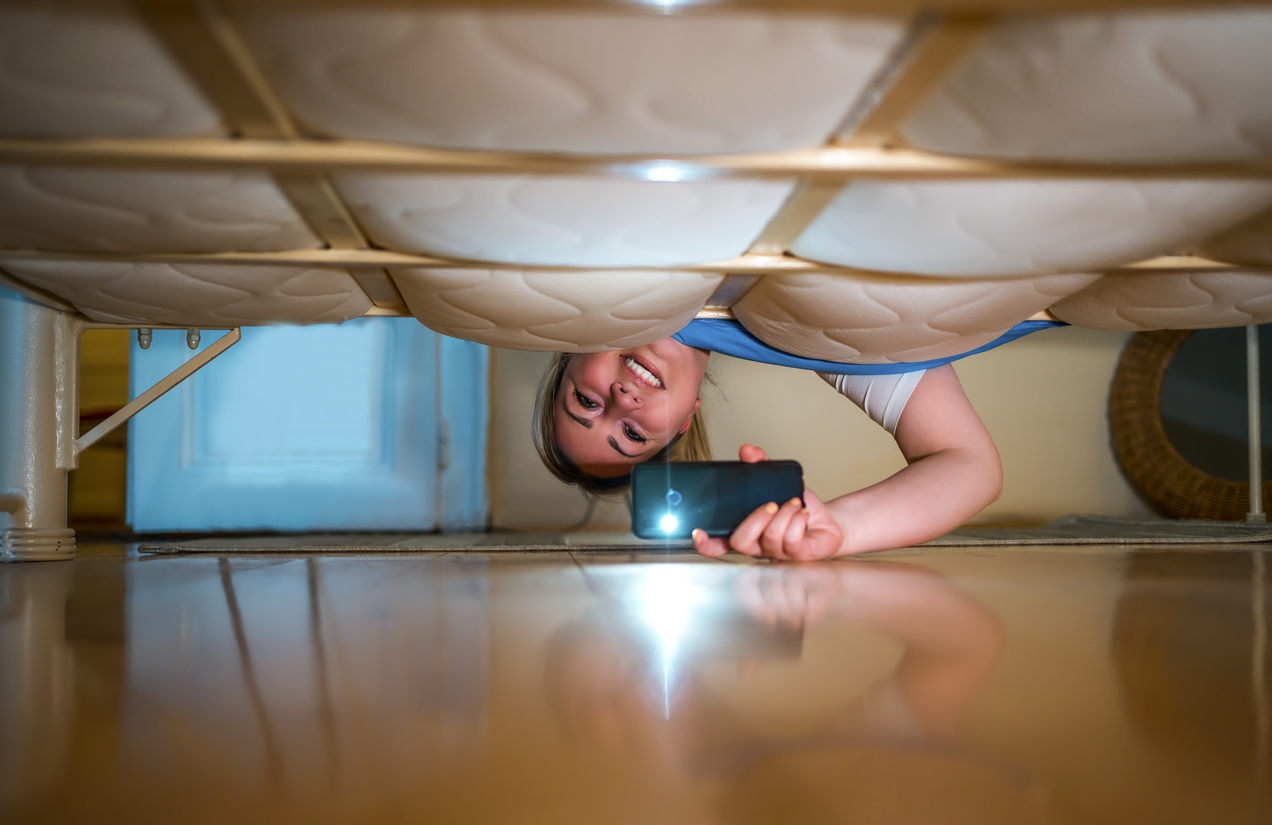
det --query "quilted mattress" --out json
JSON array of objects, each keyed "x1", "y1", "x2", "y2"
[{"x1": 1, "y1": 0, "x2": 1270, "y2": 360}]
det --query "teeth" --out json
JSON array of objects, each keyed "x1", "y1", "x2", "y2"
[{"x1": 624, "y1": 357, "x2": 662, "y2": 388}]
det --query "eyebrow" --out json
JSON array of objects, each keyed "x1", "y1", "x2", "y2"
[{"x1": 608, "y1": 436, "x2": 639, "y2": 459}]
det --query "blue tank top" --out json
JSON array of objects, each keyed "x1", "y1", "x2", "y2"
[{"x1": 671, "y1": 318, "x2": 1066, "y2": 375}]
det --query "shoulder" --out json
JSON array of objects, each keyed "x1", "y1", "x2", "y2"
[{"x1": 816, "y1": 371, "x2": 927, "y2": 435}]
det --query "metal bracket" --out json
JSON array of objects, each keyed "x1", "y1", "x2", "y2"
[
  {"x1": 73, "y1": 327, "x2": 242, "y2": 460},
  {"x1": 1249, "y1": 325, "x2": 1266, "y2": 523}
]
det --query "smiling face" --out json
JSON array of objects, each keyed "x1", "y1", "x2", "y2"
[{"x1": 553, "y1": 338, "x2": 709, "y2": 478}]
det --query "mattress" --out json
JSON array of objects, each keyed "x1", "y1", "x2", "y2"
[{"x1": 0, "y1": 1, "x2": 1269, "y2": 352}]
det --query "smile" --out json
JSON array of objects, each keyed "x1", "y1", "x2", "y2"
[{"x1": 623, "y1": 356, "x2": 663, "y2": 389}]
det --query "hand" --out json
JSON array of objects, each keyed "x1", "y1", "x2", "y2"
[
  {"x1": 734, "y1": 564, "x2": 846, "y2": 629},
  {"x1": 691, "y1": 444, "x2": 845, "y2": 562}
]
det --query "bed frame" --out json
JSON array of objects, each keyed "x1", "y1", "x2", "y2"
[{"x1": 3, "y1": 0, "x2": 1270, "y2": 559}]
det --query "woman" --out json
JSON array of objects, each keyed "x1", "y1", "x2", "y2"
[{"x1": 534, "y1": 317, "x2": 1056, "y2": 561}]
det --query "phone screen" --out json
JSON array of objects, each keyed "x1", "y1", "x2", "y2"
[{"x1": 630, "y1": 461, "x2": 804, "y2": 540}]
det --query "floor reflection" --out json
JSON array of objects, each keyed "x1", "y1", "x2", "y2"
[
  {"x1": 0, "y1": 547, "x2": 1268, "y2": 824},
  {"x1": 118, "y1": 555, "x2": 491, "y2": 803},
  {"x1": 1113, "y1": 551, "x2": 1271, "y2": 803},
  {"x1": 0, "y1": 561, "x2": 75, "y2": 812},
  {"x1": 547, "y1": 561, "x2": 1038, "y2": 823}
]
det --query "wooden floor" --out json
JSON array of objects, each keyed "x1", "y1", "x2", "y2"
[{"x1": 2, "y1": 543, "x2": 1269, "y2": 824}]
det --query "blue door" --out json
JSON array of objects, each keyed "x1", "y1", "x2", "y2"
[{"x1": 127, "y1": 319, "x2": 487, "y2": 532}]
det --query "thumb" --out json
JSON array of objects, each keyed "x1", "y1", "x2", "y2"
[
  {"x1": 692, "y1": 529, "x2": 729, "y2": 558},
  {"x1": 739, "y1": 443, "x2": 770, "y2": 463}
]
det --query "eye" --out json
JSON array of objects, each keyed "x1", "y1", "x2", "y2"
[
  {"x1": 623, "y1": 424, "x2": 647, "y2": 444},
  {"x1": 573, "y1": 390, "x2": 598, "y2": 410}
]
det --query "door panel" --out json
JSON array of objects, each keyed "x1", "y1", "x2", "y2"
[
  {"x1": 438, "y1": 334, "x2": 490, "y2": 532},
  {"x1": 127, "y1": 319, "x2": 487, "y2": 532}
]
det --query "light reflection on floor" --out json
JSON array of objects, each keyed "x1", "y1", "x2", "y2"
[{"x1": 1, "y1": 545, "x2": 1268, "y2": 824}]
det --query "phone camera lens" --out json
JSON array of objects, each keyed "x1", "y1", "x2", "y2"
[{"x1": 665, "y1": 489, "x2": 682, "y2": 506}]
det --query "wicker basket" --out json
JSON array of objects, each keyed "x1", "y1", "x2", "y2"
[{"x1": 1110, "y1": 330, "x2": 1270, "y2": 521}]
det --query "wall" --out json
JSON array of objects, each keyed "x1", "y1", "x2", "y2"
[
  {"x1": 488, "y1": 326, "x2": 1159, "y2": 531},
  {"x1": 68, "y1": 329, "x2": 130, "y2": 525}
]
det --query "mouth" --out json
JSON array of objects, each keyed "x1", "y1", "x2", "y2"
[{"x1": 622, "y1": 354, "x2": 664, "y2": 390}]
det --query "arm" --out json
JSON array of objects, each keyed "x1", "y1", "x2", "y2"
[
  {"x1": 733, "y1": 561, "x2": 1003, "y2": 737},
  {"x1": 693, "y1": 364, "x2": 1002, "y2": 560},
  {"x1": 826, "y1": 363, "x2": 1002, "y2": 554}
]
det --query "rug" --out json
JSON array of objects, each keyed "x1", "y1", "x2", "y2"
[{"x1": 137, "y1": 515, "x2": 1272, "y2": 555}]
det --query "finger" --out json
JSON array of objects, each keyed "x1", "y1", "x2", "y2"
[
  {"x1": 798, "y1": 490, "x2": 844, "y2": 559},
  {"x1": 782, "y1": 576, "x2": 810, "y2": 626},
  {"x1": 735, "y1": 570, "x2": 772, "y2": 621},
  {"x1": 806, "y1": 582, "x2": 840, "y2": 625},
  {"x1": 777, "y1": 573, "x2": 809, "y2": 624},
  {"x1": 783, "y1": 510, "x2": 809, "y2": 558},
  {"x1": 692, "y1": 529, "x2": 728, "y2": 558},
  {"x1": 748, "y1": 573, "x2": 784, "y2": 625},
  {"x1": 729, "y1": 502, "x2": 779, "y2": 556},
  {"x1": 759, "y1": 571, "x2": 791, "y2": 625},
  {"x1": 738, "y1": 444, "x2": 770, "y2": 464},
  {"x1": 760, "y1": 498, "x2": 803, "y2": 559}
]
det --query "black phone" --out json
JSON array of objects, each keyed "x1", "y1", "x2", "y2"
[{"x1": 630, "y1": 460, "x2": 805, "y2": 540}]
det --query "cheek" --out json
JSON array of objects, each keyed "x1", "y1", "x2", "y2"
[
  {"x1": 566, "y1": 354, "x2": 610, "y2": 390},
  {"x1": 630, "y1": 398, "x2": 694, "y2": 445},
  {"x1": 666, "y1": 391, "x2": 701, "y2": 431}
]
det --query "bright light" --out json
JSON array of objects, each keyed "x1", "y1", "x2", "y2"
[
  {"x1": 659, "y1": 513, "x2": 679, "y2": 534},
  {"x1": 643, "y1": 163, "x2": 688, "y2": 183},
  {"x1": 640, "y1": 0, "x2": 696, "y2": 9},
  {"x1": 631, "y1": 0, "x2": 724, "y2": 11},
  {"x1": 634, "y1": 566, "x2": 704, "y2": 719}
]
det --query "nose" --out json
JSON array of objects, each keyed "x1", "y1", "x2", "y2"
[{"x1": 611, "y1": 381, "x2": 641, "y2": 409}]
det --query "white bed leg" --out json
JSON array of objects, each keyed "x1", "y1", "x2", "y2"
[
  {"x1": 0, "y1": 287, "x2": 76, "y2": 561},
  {"x1": 1250, "y1": 325, "x2": 1266, "y2": 524}
]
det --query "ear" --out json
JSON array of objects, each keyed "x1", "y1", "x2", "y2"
[{"x1": 678, "y1": 398, "x2": 702, "y2": 435}]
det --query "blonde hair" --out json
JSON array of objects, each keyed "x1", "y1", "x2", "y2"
[{"x1": 533, "y1": 352, "x2": 711, "y2": 498}]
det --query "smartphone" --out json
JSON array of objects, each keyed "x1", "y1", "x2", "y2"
[{"x1": 630, "y1": 460, "x2": 805, "y2": 540}]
